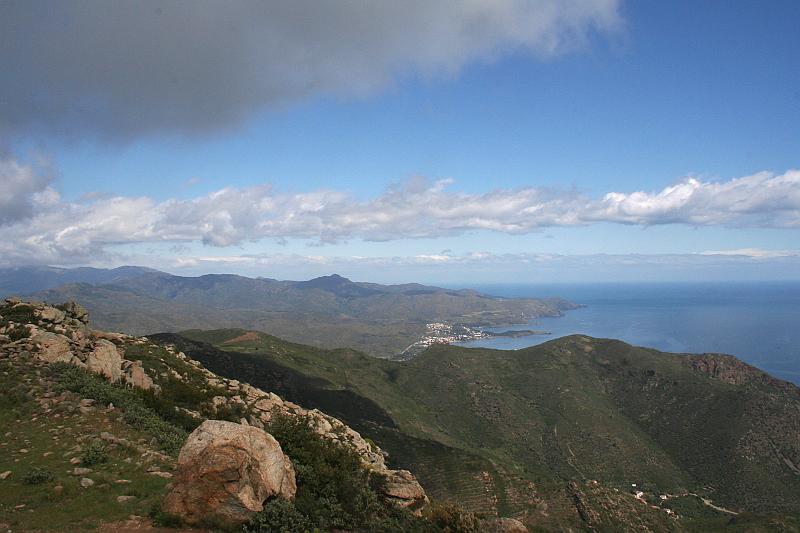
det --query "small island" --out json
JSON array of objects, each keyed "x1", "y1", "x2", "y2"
[{"x1": 489, "y1": 329, "x2": 549, "y2": 338}]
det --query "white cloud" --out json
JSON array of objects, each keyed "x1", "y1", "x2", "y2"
[
  {"x1": 699, "y1": 248, "x2": 800, "y2": 259},
  {"x1": 592, "y1": 171, "x2": 800, "y2": 227},
  {"x1": 1, "y1": 162, "x2": 799, "y2": 266}
]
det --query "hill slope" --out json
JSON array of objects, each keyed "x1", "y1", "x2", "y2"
[{"x1": 167, "y1": 328, "x2": 800, "y2": 531}]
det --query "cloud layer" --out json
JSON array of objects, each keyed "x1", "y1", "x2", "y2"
[
  {"x1": 1, "y1": 161, "x2": 799, "y2": 266},
  {"x1": 120, "y1": 250, "x2": 800, "y2": 284},
  {"x1": 1, "y1": 0, "x2": 620, "y2": 139}
]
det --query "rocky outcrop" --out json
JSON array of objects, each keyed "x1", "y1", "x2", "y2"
[
  {"x1": 684, "y1": 353, "x2": 791, "y2": 389},
  {"x1": 30, "y1": 331, "x2": 73, "y2": 363},
  {"x1": 86, "y1": 339, "x2": 122, "y2": 382},
  {"x1": 163, "y1": 420, "x2": 296, "y2": 527},
  {"x1": 122, "y1": 360, "x2": 156, "y2": 390},
  {"x1": 379, "y1": 469, "x2": 428, "y2": 510},
  {"x1": 240, "y1": 389, "x2": 386, "y2": 469},
  {"x1": 61, "y1": 301, "x2": 89, "y2": 323},
  {"x1": 1, "y1": 299, "x2": 152, "y2": 388},
  {"x1": 3, "y1": 298, "x2": 429, "y2": 514},
  {"x1": 167, "y1": 345, "x2": 430, "y2": 511}
]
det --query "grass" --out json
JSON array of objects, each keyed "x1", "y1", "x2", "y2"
[
  {"x1": 0, "y1": 357, "x2": 171, "y2": 531},
  {"x1": 50, "y1": 363, "x2": 188, "y2": 454}
]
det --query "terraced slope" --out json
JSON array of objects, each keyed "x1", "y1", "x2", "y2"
[{"x1": 170, "y1": 328, "x2": 800, "y2": 531}]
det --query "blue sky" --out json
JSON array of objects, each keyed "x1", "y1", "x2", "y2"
[{"x1": 1, "y1": 1, "x2": 799, "y2": 282}]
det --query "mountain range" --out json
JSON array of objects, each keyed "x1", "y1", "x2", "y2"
[{"x1": 1, "y1": 266, "x2": 576, "y2": 358}]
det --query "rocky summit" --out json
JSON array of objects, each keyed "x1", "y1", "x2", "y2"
[{"x1": 0, "y1": 298, "x2": 475, "y2": 532}]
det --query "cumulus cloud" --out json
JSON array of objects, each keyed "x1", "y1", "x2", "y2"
[
  {"x1": 0, "y1": 158, "x2": 53, "y2": 224},
  {"x1": 0, "y1": 0, "x2": 621, "y2": 139},
  {"x1": 592, "y1": 171, "x2": 800, "y2": 227},
  {"x1": 1, "y1": 162, "x2": 799, "y2": 266}
]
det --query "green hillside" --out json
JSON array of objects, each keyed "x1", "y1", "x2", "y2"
[{"x1": 167, "y1": 329, "x2": 800, "y2": 531}]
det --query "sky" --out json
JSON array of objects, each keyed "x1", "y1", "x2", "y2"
[{"x1": 1, "y1": 0, "x2": 799, "y2": 283}]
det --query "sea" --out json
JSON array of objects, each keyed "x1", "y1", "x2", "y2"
[{"x1": 455, "y1": 282, "x2": 800, "y2": 386}]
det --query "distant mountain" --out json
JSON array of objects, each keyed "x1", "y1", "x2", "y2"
[
  {"x1": 157, "y1": 328, "x2": 800, "y2": 531},
  {"x1": 10, "y1": 266, "x2": 577, "y2": 357},
  {"x1": 295, "y1": 273, "x2": 384, "y2": 297},
  {"x1": 0, "y1": 265, "x2": 157, "y2": 295}
]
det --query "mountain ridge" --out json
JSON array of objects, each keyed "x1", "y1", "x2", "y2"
[{"x1": 2, "y1": 265, "x2": 577, "y2": 358}]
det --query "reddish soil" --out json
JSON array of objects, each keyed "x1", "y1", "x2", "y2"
[{"x1": 222, "y1": 331, "x2": 259, "y2": 344}]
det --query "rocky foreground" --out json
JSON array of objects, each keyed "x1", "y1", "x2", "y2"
[{"x1": 1, "y1": 298, "x2": 527, "y2": 532}]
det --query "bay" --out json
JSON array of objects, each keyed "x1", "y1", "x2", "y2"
[{"x1": 456, "y1": 281, "x2": 800, "y2": 385}]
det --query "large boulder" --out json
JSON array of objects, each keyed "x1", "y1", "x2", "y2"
[
  {"x1": 86, "y1": 339, "x2": 122, "y2": 382},
  {"x1": 163, "y1": 420, "x2": 296, "y2": 527},
  {"x1": 122, "y1": 360, "x2": 156, "y2": 391},
  {"x1": 31, "y1": 331, "x2": 74, "y2": 363},
  {"x1": 35, "y1": 305, "x2": 66, "y2": 324},
  {"x1": 379, "y1": 469, "x2": 428, "y2": 510}
]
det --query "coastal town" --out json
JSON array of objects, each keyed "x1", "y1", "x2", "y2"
[{"x1": 398, "y1": 322, "x2": 547, "y2": 359}]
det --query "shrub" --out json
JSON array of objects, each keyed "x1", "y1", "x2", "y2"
[
  {"x1": 246, "y1": 410, "x2": 431, "y2": 533},
  {"x1": 80, "y1": 441, "x2": 108, "y2": 466},
  {"x1": 1, "y1": 304, "x2": 36, "y2": 325},
  {"x1": 22, "y1": 466, "x2": 54, "y2": 485},
  {"x1": 149, "y1": 503, "x2": 184, "y2": 528},
  {"x1": 7, "y1": 325, "x2": 30, "y2": 341},
  {"x1": 214, "y1": 401, "x2": 249, "y2": 423},
  {"x1": 244, "y1": 499, "x2": 313, "y2": 533},
  {"x1": 50, "y1": 363, "x2": 187, "y2": 454},
  {"x1": 423, "y1": 502, "x2": 482, "y2": 533}
]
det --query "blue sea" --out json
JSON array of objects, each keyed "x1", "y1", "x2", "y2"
[{"x1": 456, "y1": 282, "x2": 800, "y2": 386}]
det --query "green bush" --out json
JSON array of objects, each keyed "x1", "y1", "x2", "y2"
[
  {"x1": 246, "y1": 410, "x2": 445, "y2": 533},
  {"x1": 422, "y1": 502, "x2": 482, "y2": 533},
  {"x1": 80, "y1": 441, "x2": 109, "y2": 466},
  {"x1": 244, "y1": 499, "x2": 313, "y2": 533},
  {"x1": 7, "y1": 325, "x2": 30, "y2": 341},
  {"x1": 22, "y1": 466, "x2": 54, "y2": 485},
  {"x1": 149, "y1": 503, "x2": 184, "y2": 528},
  {"x1": 0, "y1": 304, "x2": 36, "y2": 325},
  {"x1": 214, "y1": 401, "x2": 249, "y2": 423},
  {"x1": 50, "y1": 363, "x2": 187, "y2": 454}
]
